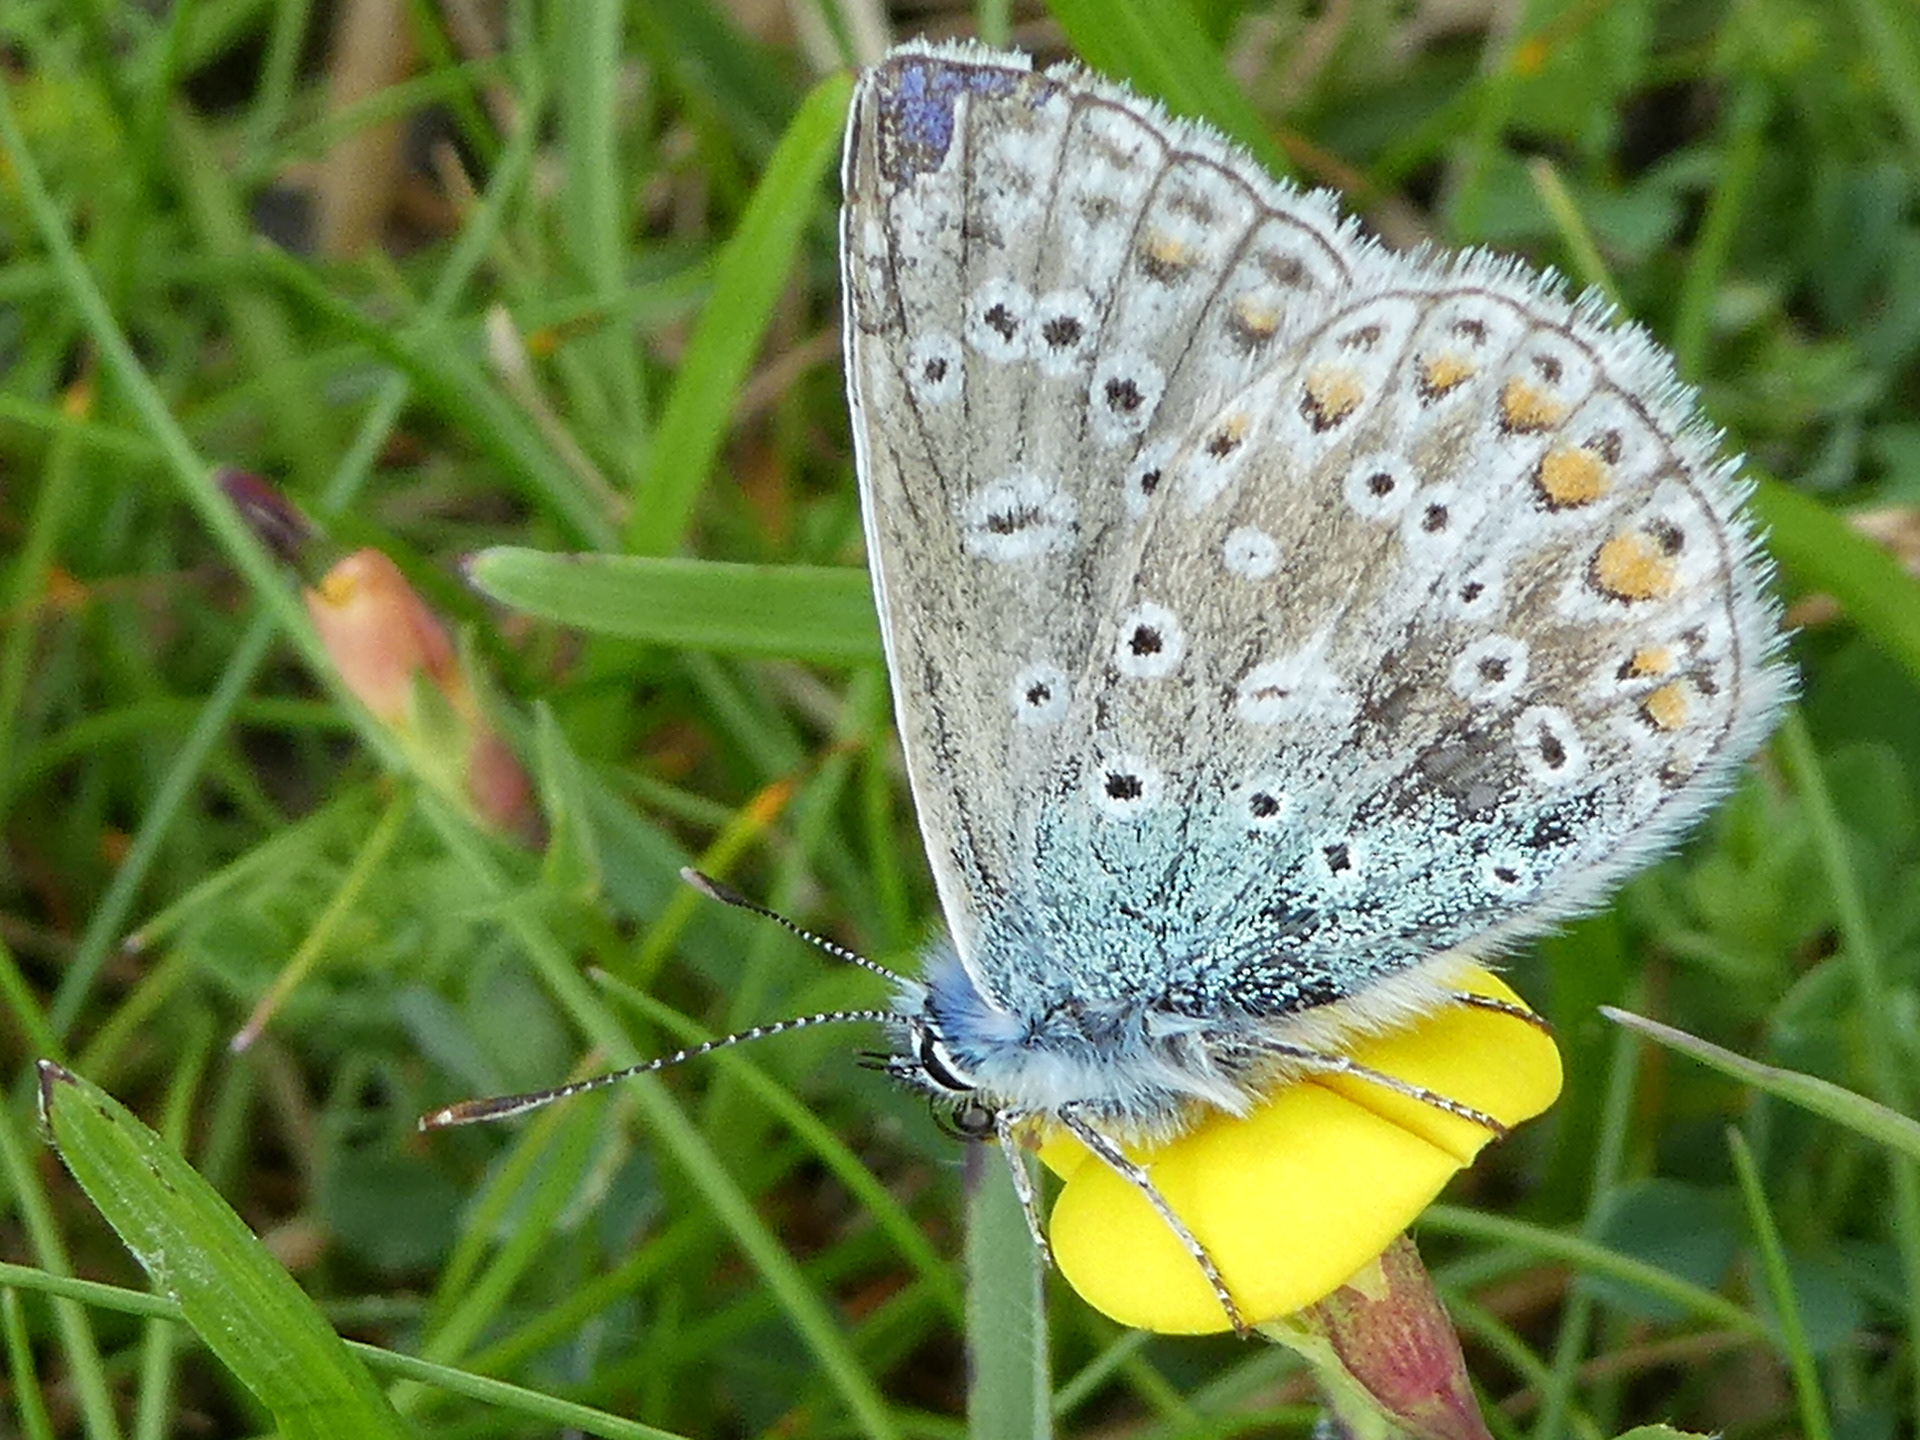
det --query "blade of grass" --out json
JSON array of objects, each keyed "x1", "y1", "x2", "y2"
[
  {"x1": 466, "y1": 548, "x2": 882, "y2": 663},
  {"x1": 0, "y1": 378, "x2": 90, "y2": 815},
  {"x1": 555, "y1": 0, "x2": 648, "y2": 455},
  {"x1": 1750, "y1": 475, "x2": 1920, "y2": 691},
  {"x1": 1, "y1": 1288, "x2": 56, "y2": 1440},
  {"x1": 0, "y1": 1261, "x2": 691, "y2": 1440},
  {"x1": 1670, "y1": 77, "x2": 1768, "y2": 381},
  {"x1": 1775, "y1": 713, "x2": 1920, "y2": 1407},
  {"x1": 1526, "y1": 158, "x2": 1619, "y2": 304},
  {"x1": 36, "y1": 1061, "x2": 415, "y2": 1440},
  {"x1": 1726, "y1": 1129, "x2": 1832, "y2": 1440},
  {"x1": 132, "y1": 1013, "x2": 214, "y2": 1440},
  {"x1": 1422, "y1": 1206, "x2": 1768, "y2": 1343},
  {"x1": 1603, "y1": 1007, "x2": 1920, "y2": 1162},
  {"x1": 965, "y1": 1146, "x2": 1050, "y2": 1440},
  {"x1": 624, "y1": 71, "x2": 852, "y2": 555},
  {"x1": 1843, "y1": 0, "x2": 1920, "y2": 165},
  {"x1": 1532, "y1": 1021, "x2": 1643, "y2": 1440},
  {"x1": 1044, "y1": 0, "x2": 1289, "y2": 175}
]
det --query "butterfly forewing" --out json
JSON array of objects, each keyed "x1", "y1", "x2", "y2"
[
  {"x1": 842, "y1": 43, "x2": 1352, "y2": 980},
  {"x1": 843, "y1": 40, "x2": 1786, "y2": 1039}
]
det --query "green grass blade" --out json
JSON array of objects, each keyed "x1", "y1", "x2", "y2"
[
  {"x1": 965, "y1": 1151, "x2": 1050, "y2": 1440},
  {"x1": 1752, "y1": 475, "x2": 1920, "y2": 691},
  {"x1": 1726, "y1": 1129, "x2": 1832, "y2": 1440},
  {"x1": 1044, "y1": 0, "x2": 1289, "y2": 175},
  {"x1": 35, "y1": 1063, "x2": 415, "y2": 1440},
  {"x1": 625, "y1": 71, "x2": 853, "y2": 556},
  {"x1": 467, "y1": 548, "x2": 882, "y2": 663},
  {"x1": 1605, "y1": 1007, "x2": 1920, "y2": 1163}
]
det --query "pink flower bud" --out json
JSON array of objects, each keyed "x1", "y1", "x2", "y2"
[
  {"x1": 305, "y1": 549, "x2": 536, "y2": 840},
  {"x1": 305, "y1": 549, "x2": 464, "y2": 727},
  {"x1": 1303, "y1": 1235, "x2": 1492, "y2": 1440}
]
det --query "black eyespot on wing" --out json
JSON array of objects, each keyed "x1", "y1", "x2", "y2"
[{"x1": 1042, "y1": 314, "x2": 1083, "y2": 349}]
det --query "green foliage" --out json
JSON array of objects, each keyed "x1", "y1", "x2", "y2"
[{"x1": 1, "y1": 1, "x2": 1917, "y2": 1438}]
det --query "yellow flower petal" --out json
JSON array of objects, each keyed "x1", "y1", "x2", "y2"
[{"x1": 1035, "y1": 968, "x2": 1561, "y2": 1334}]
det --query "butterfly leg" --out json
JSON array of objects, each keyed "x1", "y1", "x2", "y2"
[
  {"x1": 1059, "y1": 1110, "x2": 1250, "y2": 1337},
  {"x1": 994, "y1": 1111, "x2": 1055, "y2": 1267},
  {"x1": 1268, "y1": 1044, "x2": 1511, "y2": 1139},
  {"x1": 1447, "y1": 989, "x2": 1553, "y2": 1034}
]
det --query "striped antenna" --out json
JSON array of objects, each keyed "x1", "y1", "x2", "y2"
[
  {"x1": 418, "y1": 1008, "x2": 897, "y2": 1128},
  {"x1": 417, "y1": 869, "x2": 904, "y2": 1130},
  {"x1": 677, "y1": 868, "x2": 910, "y2": 986}
]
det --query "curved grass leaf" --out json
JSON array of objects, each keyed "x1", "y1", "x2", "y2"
[
  {"x1": 1603, "y1": 1008, "x2": 1920, "y2": 1163},
  {"x1": 625, "y1": 70, "x2": 853, "y2": 556},
  {"x1": 1753, "y1": 475, "x2": 1920, "y2": 690},
  {"x1": 467, "y1": 547, "x2": 881, "y2": 664},
  {"x1": 35, "y1": 1062, "x2": 414, "y2": 1440}
]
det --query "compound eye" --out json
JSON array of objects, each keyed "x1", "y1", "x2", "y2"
[{"x1": 916, "y1": 1027, "x2": 975, "y2": 1093}]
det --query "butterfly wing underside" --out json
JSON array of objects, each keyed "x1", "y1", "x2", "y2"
[
  {"x1": 842, "y1": 43, "x2": 1356, "y2": 982},
  {"x1": 842, "y1": 42, "x2": 1787, "y2": 1029},
  {"x1": 1034, "y1": 269, "x2": 1788, "y2": 1023}
]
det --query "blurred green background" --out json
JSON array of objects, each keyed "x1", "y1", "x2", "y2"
[{"x1": 1, "y1": 1, "x2": 1918, "y2": 1437}]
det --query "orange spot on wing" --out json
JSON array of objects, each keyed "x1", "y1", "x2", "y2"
[
  {"x1": 1302, "y1": 365, "x2": 1364, "y2": 430},
  {"x1": 1593, "y1": 531, "x2": 1677, "y2": 601},
  {"x1": 1499, "y1": 377, "x2": 1566, "y2": 434},
  {"x1": 1535, "y1": 445, "x2": 1610, "y2": 508},
  {"x1": 1417, "y1": 353, "x2": 1475, "y2": 400},
  {"x1": 1642, "y1": 680, "x2": 1693, "y2": 731}
]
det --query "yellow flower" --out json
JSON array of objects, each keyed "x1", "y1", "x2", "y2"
[{"x1": 1036, "y1": 968, "x2": 1561, "y2": 1334}]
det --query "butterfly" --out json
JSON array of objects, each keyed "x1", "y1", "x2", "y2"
[
  {"x1": 427, "y1": 40, "x2": 1787, "y2": 1336},
  {"x1": 834, "y1": 40, "x2": 1786, "y2": 1326}
]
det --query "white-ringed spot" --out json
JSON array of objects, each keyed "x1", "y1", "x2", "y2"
[
  {"x1": 1123, "y1": 438, "x2": 1178, "y2": 518},
  {"x1": 966, "y1": 277, "x2": 1035, "y2": 364},
  {"x1": 1342, "y1": 454, "x2": 1417, "y2": 521},
  {"x1": 1089, "y1": 351, "x2": 1167, "y2": 444},
  {"x1": 961, "y1": 473, "x2": 1076, "y2": 562},
  {"x1": 1515, "y1": 706, "x2": 1588, "y2": 786},
  {"x1": 1222, "y1": 526, "x2": 1279, "y2": 580},
  {"x1": 1445, "y1": 564, "x2": 1505, "y2": 622},
  {"x1": 1033, "y1": 288, "x2": 1099, "y2": 377},
  {"x1": 1236, "y1": 778, "x2": 1291, "y2": 831},
  {"x1": 1091, "y1": 755, "x2": 1163, "y2": 819},
  {"x1": 1449, "y1": 635, "x2": 1530, "y2": 706},
  {"x1": 1114, "y1": 602, "x2": 1185, "y2": 679},
  {"x1": 1009, "y1": 662, "x2": 1070, "y2": 726},
  {"x1": 905, "y1": 332, "x2": 964, "y2": 406}
]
